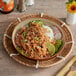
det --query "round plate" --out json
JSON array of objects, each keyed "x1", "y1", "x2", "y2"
[
  {"x1": 12, "y1": 14, "x2": 65, "y2": 60},
  {"x1": 3, "y1": 14, "x2": 73, "y2": 68}
]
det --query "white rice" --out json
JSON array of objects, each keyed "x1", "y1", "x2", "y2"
[{"x1": 43, "y1": 25, "x2": 54, "y2": 41}]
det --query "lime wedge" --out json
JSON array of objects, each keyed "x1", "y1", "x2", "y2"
[{"x1": 46, "y1": 42, "x2": 55, "y2": 55}]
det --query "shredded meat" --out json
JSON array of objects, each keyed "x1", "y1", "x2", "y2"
[{"x1": 15, "y1": 22, "x2": 53, "y2": 59}]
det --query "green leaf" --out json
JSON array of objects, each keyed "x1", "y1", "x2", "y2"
[
  {"x1": 23, "y1": 31, "x2": 28, "y2": 38},
  {"x1": 4, "y1": 2, "x2": 7, "y2": 4},
  {"x1": 33, "y1": 20, "x2": 44, "y2": 27},
  {"x1": 66, "y1": 0, "x2": 74, "y2": 4},
  {"x1": 16, "y1": 47, "x2": 30, "y2": 56},
  {"x1": 66, "y1": 2, "x2": 70, "y2": 4},
  {"x1": 69, "y1": 0, "x2": 73, "y2": 2},
  {"x1": 55, "y1": 39, "x2": 63, "y2": 53}
]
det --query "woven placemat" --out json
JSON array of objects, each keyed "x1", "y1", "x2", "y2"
[{"x1": 3, "y1": 14, "x2": 73, "y2": 68}]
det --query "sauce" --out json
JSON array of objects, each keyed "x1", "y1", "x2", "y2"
[{"x1": 0, "y1": 0, "x2": 14, "y2": 14}]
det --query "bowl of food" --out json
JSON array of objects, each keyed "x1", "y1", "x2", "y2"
[{"x1": 12, "y1": 15, "x2": 65, "y2": 60}]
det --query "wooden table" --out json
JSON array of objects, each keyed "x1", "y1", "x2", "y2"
[{"x1": 0, "y1": 0, "x2": 76, "y2": 76}]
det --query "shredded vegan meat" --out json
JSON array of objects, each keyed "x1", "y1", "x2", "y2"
[{"x1": 15, "y1": 22, "x2": 55, "y2": 59}]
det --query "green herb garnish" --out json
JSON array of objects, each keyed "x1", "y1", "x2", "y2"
[
  {"x1": 23, "y1": 39, "x2": 27, "y2": 43},
  {"x1": 66, "y1": 0, "x2": 74, "y2": 4},
  {"x1": 28, "y1": 20, "x2": 44, "y2": 27},
  {"x1": 16, "y1": 47, "x2": 24, "y2": 55},
  {"x1": 34, "y1": 37, "x2": 40, "y2": 41},
  {"x1": 69, "y1": 0, "x2": 73, "y2": 3},
  {"x1": 23, "y1": 31, "x2": 28, "y2": 38}
]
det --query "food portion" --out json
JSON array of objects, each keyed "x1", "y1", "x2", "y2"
[{"x1": 15, "y1": 20, "x2": 63, "y2": 59}]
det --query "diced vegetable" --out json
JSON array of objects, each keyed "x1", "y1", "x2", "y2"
[
  {"x1": 23, "y1": 39, "x2": 27, "y2": 43},
  {"x1": 46, "y1": 42, "x2": 55, "y2": 55},
  {"x1": 55, "y1": 39, "x2": 63, "y2": 53},
  {"x1": 23, "y1": 31, "x2": 28, "y2": 38},
  {"x1": 16, "y1": 47, "x2": 25, "y2": 55}
]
